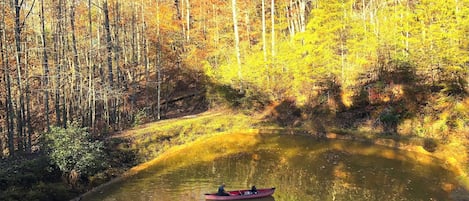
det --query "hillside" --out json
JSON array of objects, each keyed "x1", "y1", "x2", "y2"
[{"x1": 0, "y1": 0, "x2": 468, "y2": 200}]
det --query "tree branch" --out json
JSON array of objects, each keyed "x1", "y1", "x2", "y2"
[{"x1": 20, "y1": 0, "x2": 36, "y2": 31}]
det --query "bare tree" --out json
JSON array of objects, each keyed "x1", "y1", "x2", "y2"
[
  {"x1": 103, "y1": 0, "x2": 114, "y2": 87},
  {"x1": 13, "y1": 0, "x2": 35, "y2": 152},
  {"x1": 70, "y1": 0, "x2": 82, "y2": 124},
  {"x1": 113, "y1": 0, "x2": 123, "y2": 128},
  {"x1": 88, "y1": 0, "x2": 96, "y2": 128},
  {"x1": 40, "y1": 0, "x2": 50, "y2": 131},
  {"x1": 23, "y1": 39, "x2": 32, "y2": 153},
  {"x1": 1, "y1": 0, "x2": 14, "y2": 156},
  {"x1": 53, "y1": 0, "x2": 64, "y2": 127},
  {"x1": 13, "y1": 0, "x2": 26, "y2": 151}
]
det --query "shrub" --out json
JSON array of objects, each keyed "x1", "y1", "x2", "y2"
[
  {"x1": 44, "y1": 123, "x2": 107, "y2": 184},
  {"x1": 379, "y1": 109, "x2": 400, "y2": 134},
  {"x1": 132, "y1": 109, "x2": 148, "y2": 127}
]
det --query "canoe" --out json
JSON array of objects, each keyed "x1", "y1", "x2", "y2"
[{"x1": 204, "y1": 187, "x2": 275, "y2": 200}]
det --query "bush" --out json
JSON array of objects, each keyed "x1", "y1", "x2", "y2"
[
  {"x1": 44, "y1": 123, "x2": 107, "y2": 182},
  {"x1": 379, "y1": 109, "x2": 400, "y2": 134},
  {"x1": 132, "y1": 109, "x2": 148, "y2": 127}
]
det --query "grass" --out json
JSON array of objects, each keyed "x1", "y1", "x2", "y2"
[{"x1": 114, "y1": 109, "x2": 260, "y2": 163}]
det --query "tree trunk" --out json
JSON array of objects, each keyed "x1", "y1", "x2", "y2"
[
  {"x1": 131, "y1": 3, "x2": 138, "y2": 75},
  {"x1": 88, "y1": 0, "x2": 95, "y2": 128},
  {"x1": 60, "y1": 0, "x2": 68, "y2": 128},
  {"x1": 244, "y1": 10, "x2": 250, "y2": 49},
  {"x1": 114, "y1": 1, "x2": 122, "y2": 86},
  {"x1": 70, "y1": 0, "x2": 82, "y2": 124},
  {"x1": 341, "y1": 1, "x2": 346, "y2": 81},
  {"x1": 157, "y1": 38, "x2": 162, "y2": 120},
  {"x1": 54, "y1": 0, "x2": 63, "y2": 127},
  {"x1": 13, "y1": 0, "x2": 26, "y2": 151},
  {"x1": 231, "y1": 0, "x2": 242, "y2": 86},
  {"x1": 40, "y1": 0, "x2": 50, "y2": 132},
  {"x1": 103, "y1": 0, "x2": 114, "y2": 87},
  {"x1": 114, "y1": 0, "x2": 122, "y2": 127},
  {"x1": 185, "y1": 0, "x2": 190, "y2": 42},
  {"x1": 24, "y1": 42, "x2": 32, "y2": 153},
  {"x1": 286, "y1": 5, "x2": 295, "y2": 38},
  {"x1": 262, "y1": 0, "x2": 267, "y2": 61},
  {"x1": 141, "y1": 0, "x2": 149, "y2": 85},
  {"x1": 213, "y1": 5, "x2": 219, "y2": 46},
  {"x1": 174, "y1": 0, "x2": 182, "y2": 20},
  {"x1": 271, "y1": 0, "x2": 275, "y2": 57},
  {"x1": 156, "y1": 0, "x2": 162, "y2": 120},
  {"x1": 102, "y1": 0, "x2": 113, "y2": 126},
  {"x1": 298, "y1": 0, "x2": 306, "y2": 32},
  {"x1": 261, "y1": 0, "x2": 270, "y2": 86}
]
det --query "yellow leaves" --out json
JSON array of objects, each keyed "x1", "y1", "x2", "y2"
[
  {"x1": 455, "y1": 100, "x2": 469, "y2": 114},
  {"x1": 192, "y1": 0, "x2": 468, "y2": 112}
]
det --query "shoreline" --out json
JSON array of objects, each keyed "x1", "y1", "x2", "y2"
[{"x1": 74, "y1": 126, "x2": 469, "y2": 200}]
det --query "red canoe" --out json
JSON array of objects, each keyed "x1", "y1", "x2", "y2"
[{"x1": 204, "y1": 187, "x2": 275, "y2": 200}]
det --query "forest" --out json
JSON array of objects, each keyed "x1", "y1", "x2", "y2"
[{"x1": 0, "y1": 0, "x2": 468, "y2": 200}]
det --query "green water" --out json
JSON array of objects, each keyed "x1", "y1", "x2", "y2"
[{"x1": 82, "y1": 134, "x2": 458, "y2": 201}]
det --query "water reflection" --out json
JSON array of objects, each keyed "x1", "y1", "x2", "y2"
[
  {"x1": 239, "y1": 196, "x2": 275, "y2": 201},
  {"x1": 82, "y1": 133, "x2": 457, "y2": 201}
]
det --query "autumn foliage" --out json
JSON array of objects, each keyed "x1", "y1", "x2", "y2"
[{"x1": 0, "y1": 0, "x2": 467, "y2": 159}]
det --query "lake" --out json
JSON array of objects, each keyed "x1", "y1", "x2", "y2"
[{"x1": 81, "y1": 132, "x2": 458, "y2": 201}]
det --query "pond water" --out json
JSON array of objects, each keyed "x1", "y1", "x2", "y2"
[{"x1": 82, "y1": 133, "x2": 458, "y2": 201}]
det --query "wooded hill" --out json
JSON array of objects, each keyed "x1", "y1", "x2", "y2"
[{"x1": 0, "y1": 0, "x2": 467, "y2": 160}]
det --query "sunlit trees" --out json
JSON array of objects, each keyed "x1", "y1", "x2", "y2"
[{"x1": 411, "y1": 0, "x2": 468, "y2": 92}]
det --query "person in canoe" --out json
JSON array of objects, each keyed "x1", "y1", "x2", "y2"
[
  {"x1": 250, "y1": 185, "x2": 257, "y2": 194},
  {"x1": 217, "y1": 183, "x2": 230, "y2": 196}
]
